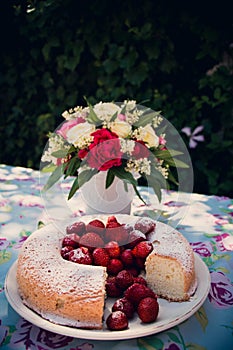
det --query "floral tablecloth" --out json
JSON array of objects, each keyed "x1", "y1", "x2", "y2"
[{"x1": 0, "y1": 164, "x2": 233, "y2": 350}]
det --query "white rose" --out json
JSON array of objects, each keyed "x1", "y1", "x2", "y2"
[
  {"x1": 66, "y1": 122, "x2": 95, "y2": 147},
  {"x1": 110, "y1": 121, "x2": 132, "y2": 138},
  {"x1": 93, "y1": 102, "x2": 121, "y2": 121},
  {"x1": 141, "y1": 124, "x2": 159, "y2": 148}
]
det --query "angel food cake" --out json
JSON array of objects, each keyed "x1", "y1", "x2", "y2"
[{"x1": 16, "y1": 215, "x2": 197, "y2": 330}]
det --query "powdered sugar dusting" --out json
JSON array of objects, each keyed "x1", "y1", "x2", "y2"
[{"x1": 18, "y1": 224, "x2": 106, "y2": 296}]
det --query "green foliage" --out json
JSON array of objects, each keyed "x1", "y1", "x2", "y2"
[{"x1": 0, "y1": 0, "x2": 232, "y2": 196}]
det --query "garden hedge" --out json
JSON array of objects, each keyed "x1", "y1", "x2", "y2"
[{"x1": 0, "y1": 0, "x2": 232, "y2": 196}]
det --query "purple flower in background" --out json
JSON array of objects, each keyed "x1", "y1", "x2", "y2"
[
  {"x1": 181, "y1": 125, "x2": 204, "y2": 148},
  {"x1": 191, "y1": 241, "x2": 213, "y2": 257},
  {"x1": 209, "y1": 271, "x2": 233, "y2": 309}
]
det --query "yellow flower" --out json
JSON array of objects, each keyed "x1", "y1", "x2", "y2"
[{"x1": 110, "y1": 121, "x2": 132, "y2": 138}]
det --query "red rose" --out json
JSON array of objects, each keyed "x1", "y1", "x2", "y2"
[
  {"x1": 91, "y1": 129, "x2": 119, "y2": 145},
  {"x1": 132, "y1": 140, "x2": 150, "y2": 159},
  {"x1": 78, "y1": 148, "x2": 88, "y2": 159},
  {"x1": 87, "y1": 129, "x2": 123, "y2": 170}
]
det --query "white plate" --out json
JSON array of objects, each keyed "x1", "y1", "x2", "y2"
[{"x1": 5, "y1": 254, "x2": 210, "y2": 341}]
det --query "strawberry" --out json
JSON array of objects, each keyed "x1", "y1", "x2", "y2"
[
  {"x1": 134, "y1": 217, "x2": 156, "y2": 235},
  {"x1": 106, "y1": 215, "x2": 119, "y2": 225},
  {"x1": 60, "y1": 245, "x2": 73, "y2": 260},
  {"x1": 105, "y1": 241, "x2": 121, "y2": 258},
  {"x1": 112, "y1": 297, "x2": 135, "y2": 319},
  {"x1": 62, "y1": 234, "x2": 80, "y2": 248},
  {"x1": 134, "y1": 257, "x2": 146, "y2": 270},
  {"x1": 125, "y1": 267, "x2": 139, "y2": 277},
  {"x1": 124, "y1": 283, "x2": 157, "y2": 306},
  {"x1": 126, "y1": 229, "x2": 146, "y2": 249},
  {"x1": 115, "y1": 270, "x2": 134, "y2": 290},
  {"x1": 79, "y1": 232, "x2": 104, "y2": 250},
  {"x1": 92, "y1": 247, "x2": 110, "y2": 267},
  {"x1": 137, "y1": 297, "x2": 159, "y2": 323},
  {"x1": 133, "y1": 276, "x2": 147, "y2": 285},
  {"x1": 106, "y1": 311, "x2": 128, "y2": 331},
  {"x1": 69, "y1": 247, "x2": 93, "y2": 265},
  {"x1": 132, "y1": 241, "x2": 153, "y2": 259},
  {"x1": 105, "y1": 218, "x2": 128, "y2": 244},
  {"x1": 120, "y1": 249, "x2": 135, "y2": 267},
  {"x1": 105, "y1": 276, "x2": 122, "y2": 297},
  {"x1": 107, "y1": 258, "x2": 124, "y2": 275},
  {"x1": 86, "y1": 219, "x2": 105, "y2": 236},
  {"x1": 66, "y1": 221, "x2": 86, "y2": 235}
]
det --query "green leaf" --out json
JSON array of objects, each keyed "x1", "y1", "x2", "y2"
[
  {"x1": 41, "y1": 163, "x2": 57, "y2": 173},
  {"x1": 168, "y1": 171, "x2": 179, "y2": 186},
  {"x1": 165, "y1": 157, "x2": 189, "y2": 168},
  {"x1": 84, "y1": 98, "x2": 102, "y2": 125},
  {"x1": 133, "y1": 110, "x2": 161, "y2": 127},
  {"x1": 153, "y1": 149, "x2": 183, "y2": 159},
  {"x1": 167, "y1": 331, "x2": 181, "y2": 344},
  {"x1": 67, "y1": 177, "x2": 80, "y2": 200},
  {"x1": 110, "y1": 111, "x2": 118, "y2": 122},
  {"x1": 68, "y1": 169, "x2": 98, "y2": 200},
  {"x1": 64, "y1": 157, "x2": 81, "y2": 177},
  {"x1": 106, "y1": 169, "x2": 115, "y2": 189},
  {"x1": 51, "y1": 149, "x2": 69, "y2": 158},
  {"x1": 42, "y1": 165, "x2": 64, "y2": 192},
  {"x1": 132, "y1": 183, "x2": 147, "y2": 204},
  {"x1": 111, "y1": 166, "x2": 137, "y2": 186}
]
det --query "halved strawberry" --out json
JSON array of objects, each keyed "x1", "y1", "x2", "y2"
[
  {"x1": 86, "y1": 219, "x2": 105, "y2": 236},
  {"x1": 105, "y1": 224, "x2": 128, "y2": 245},
  {"x1": 79, "y1": 232, "x2": 104, "y2": 250},
  {"x1": 66, "y1": 221, "x2": 86, "y2": 235}
]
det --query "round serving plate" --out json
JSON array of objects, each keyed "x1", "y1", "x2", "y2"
[{"x1": 5, "y1": 215, "x2": 211, "y2": 340}]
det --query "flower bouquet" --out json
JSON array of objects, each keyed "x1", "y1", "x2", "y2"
[{"x1": 41, "y1": 100, "x2": 188, "y2": 205}]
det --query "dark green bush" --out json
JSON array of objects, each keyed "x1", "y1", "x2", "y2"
[{"x1": 0, "y1": 0, "x2": 232, "y2": 196}]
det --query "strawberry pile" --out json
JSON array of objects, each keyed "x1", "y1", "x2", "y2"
[{"x1": 61, "y1": 215, "x2": 159, "y2": 330}]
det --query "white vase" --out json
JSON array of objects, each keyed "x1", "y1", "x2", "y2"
[{"x1": 80, "y1": 171, "x2": 134, "y2": 215}]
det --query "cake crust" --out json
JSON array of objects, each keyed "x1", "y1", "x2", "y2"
[{"x1": 16, "y1": 224, "x2": 107, "y2": 329}]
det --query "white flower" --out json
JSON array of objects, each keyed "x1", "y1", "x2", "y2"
[
  {"x1": 62, "y1": 106, "x2": 87, "y2": 120},
  {"x1": 110, "y1": 121, "x2": 132, "y2": 138},
  {"x1": 66, "y1": 122, "x2": 95, "y2": 147},
  {"x1": 93, "y1": 102, "x2": 121, "y2": 121},
  {"x1": 120, "y1": 139, "x2": 135, "y2": 154},
  {"x1": 125, "y1": 158, "x2": 151, "y2": 176},
  {"x1": 152, "y1": 113, "x2": 163, "y2": 128},
  {"x1": 41, "y1": 134, "x2": 69, "y2": 165}
]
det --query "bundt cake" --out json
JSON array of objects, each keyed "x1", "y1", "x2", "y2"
[{"x1": 16, "y1": 215, "x2": 197, "y2": 330}]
